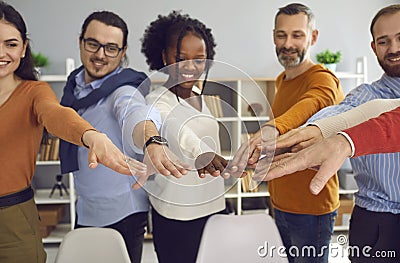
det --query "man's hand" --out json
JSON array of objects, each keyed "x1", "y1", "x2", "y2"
[
  {"x1": 226, "y1": 125, "x2": 278, "y2": 177},
  {"x1": 262, "y1": 134, "x2": 352, "y2": 195},
  {"x1": 264, "y1": 125, "x2": 323, "y2": 153},
  {"x1": 195, "y1": 152, "x2": 229, "y2": 178},
  {"x1": 131, "y1": 144, "x2": 192, "y2": 189},
  {"x1": 82, "y1": 130, "x2": 146, "y2": 176}
]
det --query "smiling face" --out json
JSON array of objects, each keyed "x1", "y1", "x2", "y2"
[
  {"x1": 163, "y1": 32, "x2": 207, "y2": 91},
  {"x1": 0, "y1": 19, "x2": 27, "y2": 81},
  {"x1": 273, "y1": 13, "x2": 317, "y2": 68},
  {"x1": 371, "y1": 11, "x2": 400, "y2": 77},
  {"x1": 79, "y1": 20, "x2": 126, "y2": 84}
]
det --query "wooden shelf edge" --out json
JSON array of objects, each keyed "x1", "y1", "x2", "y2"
[{"x1": 34, "y1": 189, "x2": 75, "y2": 204}]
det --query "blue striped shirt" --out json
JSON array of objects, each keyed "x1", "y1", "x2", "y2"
[{"x1": 308, "y1": 74, "x2": 400, "y2": 214}]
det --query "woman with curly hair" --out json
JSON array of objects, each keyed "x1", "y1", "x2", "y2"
[{"x1": 142, "y1": 11, "x2": 227, "y2": 263}]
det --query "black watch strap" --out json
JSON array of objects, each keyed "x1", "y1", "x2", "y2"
[{"x1": 143, "y1": 136, "x2": 168, "y2": 152}]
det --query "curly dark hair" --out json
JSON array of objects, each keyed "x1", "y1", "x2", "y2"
[{"x1": 141, "y1": 10, "x2": 216, "y2": 72}]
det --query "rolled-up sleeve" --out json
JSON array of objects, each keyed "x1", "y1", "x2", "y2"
[{"x1": 112, "y1": 86, "x2": 161, "y2": 156}]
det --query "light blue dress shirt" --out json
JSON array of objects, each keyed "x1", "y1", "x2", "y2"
[
  {"x1": 72, "y1": 67, "x2": 161, "y2": 226},
  {"x1": 308, "y1": 74, "x2": 400, "y2": 214}
]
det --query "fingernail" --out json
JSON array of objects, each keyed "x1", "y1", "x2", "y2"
[
  {"x1": 310, "y1": 184, "x2": 319, "y2": 195},
  {"x1": 223, "y1": 173, "x2": 230, "y2": 179},
  {"x1": 89, "y1": 162, "x2": 96, "y2": 169}
]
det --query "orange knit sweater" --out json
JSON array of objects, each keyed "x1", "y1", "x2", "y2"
[
  {"x1": 268, "y1": 64, "x2": 344, "y2": 215},
  {"x1": 0, "y1": 81, "x2": 93, "y2": 196}
]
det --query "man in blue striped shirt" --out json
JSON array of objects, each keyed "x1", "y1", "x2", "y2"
[{"x1": 304, "y1": 4, "x2": 400, "y2": 262}]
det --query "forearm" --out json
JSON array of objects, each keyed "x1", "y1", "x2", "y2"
[
  {"x1": 312, "y1": 99, "x2": 400, "y2": 138},
  {"x1": 132, "y1": 120, "x2": 159, "y2": 149},
  {"x1": 269, "y1": 98, "x2": 320, "y2": 134},
  {"x1": 40, "y1": 102, "x2": 93, "y2": 146}
]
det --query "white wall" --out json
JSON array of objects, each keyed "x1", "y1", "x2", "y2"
[{"x1": 9, "y1": 0, "x2": 397, "y2": 86}]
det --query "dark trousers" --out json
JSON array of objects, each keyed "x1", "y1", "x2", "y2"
[
  {"x1": 76, "y1": 212, "x2": 147, "y2": 263},
  {"x1": 151, "y1": 208, "x2": 216, "y2": 263},
  {"x1": 349, "y1": 205, "x2": 400, "y2": 262}
]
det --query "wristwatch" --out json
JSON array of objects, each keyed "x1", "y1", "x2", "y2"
[{"x1": 144, "y1": 136, "x2": 169, "y2": 151}]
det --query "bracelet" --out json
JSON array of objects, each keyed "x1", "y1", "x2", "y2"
[{"x1": 81, "y1": 129, "x2": 98, "y2": 148}]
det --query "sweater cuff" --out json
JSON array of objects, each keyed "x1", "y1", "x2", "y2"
[
  {"x1": 310, "y1": 117, "x2": 346, "y2": 138},
  {"x1": 337, "y1": 132, "x2": 355, "y2": 157}
]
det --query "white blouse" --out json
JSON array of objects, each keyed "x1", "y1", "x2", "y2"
[{"x1": 145, "y1": 86, "x2": 225, "y2": 220}]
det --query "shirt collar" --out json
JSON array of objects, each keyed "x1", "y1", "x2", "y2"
[{"x1": 75, "y1": 66, "x2": 123, "y2": 91}]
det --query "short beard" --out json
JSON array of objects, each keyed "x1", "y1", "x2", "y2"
[
  {"x1": 276, "y1": 47, "x2": 306, "y2": 68},
  {"x1": 378, "y1": 53, "x2": 400, "y2": 78}
]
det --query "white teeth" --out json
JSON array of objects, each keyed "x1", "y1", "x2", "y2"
[
  {"x1": 389, "y1": 57, "x2": 400, "y2": 62},
  {"x1": 182, "y1": 74, "x2": 194, "y2": 78},
  {"x1": 0, "y1": 61, "x2": 8, "y2": 65}
]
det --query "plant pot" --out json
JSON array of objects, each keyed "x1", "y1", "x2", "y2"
[{"x1": 324, "y1": 63, "x2": 337, "y2": 72}]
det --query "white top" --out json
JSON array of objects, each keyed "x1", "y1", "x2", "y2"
[{"x1": 145, "y1": 86, "x2": 225, "y2": 220}]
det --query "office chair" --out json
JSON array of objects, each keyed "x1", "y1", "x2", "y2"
[
  {"x1": 55, "y1": 227, "x2": 131, "y2": 263},
  {"x1": 196, "y1": 213, "x2": 288, "y2": 263}
]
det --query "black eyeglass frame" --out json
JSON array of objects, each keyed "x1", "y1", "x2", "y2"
[{"x1": 82, "y1": 37, "x2": 124, "y2": 58}]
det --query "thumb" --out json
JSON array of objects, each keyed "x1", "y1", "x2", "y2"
[
  {"x1": 87, "y1": 148, "x2": 99, "y2": 169},
  {"x1": 132, "y1": 174, "x2": 150, "y2": 190},
  {"x1": 309, "y1": 163, "x2": 333, "y2": 195}
]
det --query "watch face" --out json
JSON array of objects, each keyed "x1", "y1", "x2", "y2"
[
  {"x1": 152, "y1": 136, "x2": 168, "y2": 144},
  {"x1": 144, "y1": 136, "x2": 169, "y2": 150}
]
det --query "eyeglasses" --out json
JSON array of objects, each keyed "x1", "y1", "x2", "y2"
[{"x1": 82, "y1": 38, "x2": 123, "y2": 58}]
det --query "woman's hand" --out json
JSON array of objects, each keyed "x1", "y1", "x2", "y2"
[
  {"x1": 82, "y1": 130, "x2": 147, "y2": 176},
  {"x1": 195, "y1": 152, "x2": 229, "y2": 178}
]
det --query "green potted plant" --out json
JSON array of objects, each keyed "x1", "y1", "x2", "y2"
[
  {"x1": 31, "y1": 51, "x2": 49, "y2": 76},
  {"x1": 316, "y1": 49, "x2": 341, "y2": 71}
]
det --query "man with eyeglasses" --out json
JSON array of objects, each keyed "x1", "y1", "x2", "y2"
[{"x1": 58, "y1": 11, "x2": 190, "y2": 263}]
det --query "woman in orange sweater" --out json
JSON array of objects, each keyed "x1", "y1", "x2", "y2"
[{"x1": 0, "y1": 2, "x2": 145, "y2": 262}]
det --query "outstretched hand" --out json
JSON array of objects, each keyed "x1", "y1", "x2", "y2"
[
  {"x1": 226, "y1": 125, "x2": 278, "y2": 178},
  {"x1": 264, "y1": 125, "x2": 323, "y2": 153},
  {"x1": 131, "y1": 144, "x2": 191, "y2": 189},
  {"x1": 263, "y1": 134, "x2": 352, "y2": 195},
  {"x1": 83, "y1": 130, "x2": 146, "y2": 176},
  {"x1": 195, "y1": 152, "x2": 229, "y2": 178}
]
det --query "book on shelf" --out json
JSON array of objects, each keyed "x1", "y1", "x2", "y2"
[
  {"x1": 39, "y1": 137, "x2": 60, "y2": 161},
  {"x1": 203, "y1": 94, "x2": 224, "y2": 118},
  {"x1": 241, "y1": 169, "x2": 259, "y2": 193}
]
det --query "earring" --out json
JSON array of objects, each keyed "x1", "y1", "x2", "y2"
[{"x1": 21, "y1": 55, "x2": 25, "y2": 58}]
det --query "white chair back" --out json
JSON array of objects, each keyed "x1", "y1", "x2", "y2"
[
  {"x1": 55, "y1": 227, "x2": 131, "y2": 263},
  {"x1": 196, "y1": 213, "x2": 288, "y2": 263}
]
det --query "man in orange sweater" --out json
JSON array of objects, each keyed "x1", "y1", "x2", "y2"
[{"x1": 229, "y1": 3, "x2": 344, "y2": 262}]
